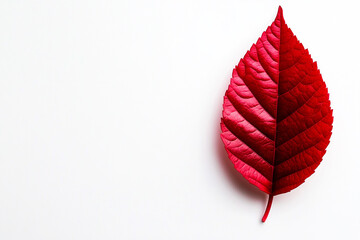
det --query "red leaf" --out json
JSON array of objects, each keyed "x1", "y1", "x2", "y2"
[{"x1": 220, "y1": 6, "x2": 333, "y2": 222}]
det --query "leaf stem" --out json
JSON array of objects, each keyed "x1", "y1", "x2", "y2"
[{"x1": 262, "y1": 194, "x2": 273, "y2": 222}]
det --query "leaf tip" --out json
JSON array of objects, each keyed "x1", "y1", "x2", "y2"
[{"x1": 276, "y1": 6, "x2": 284, "y2": 21}]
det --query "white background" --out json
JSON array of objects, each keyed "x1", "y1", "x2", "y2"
[{"x1": 0, "y1": 0, "x2": 359, "y2": 239}]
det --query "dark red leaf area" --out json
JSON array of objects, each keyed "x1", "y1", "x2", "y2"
[{"x1": 220, "y1": 7, "x2": 333, "y2": 196}]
